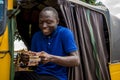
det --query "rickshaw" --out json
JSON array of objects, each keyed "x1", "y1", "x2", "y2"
[{"x1": 0, "y1": 0, "x2": 120, "y2": 80}]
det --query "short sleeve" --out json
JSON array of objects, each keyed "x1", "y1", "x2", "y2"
[
  {"x1": 61, "y1": 28, "x2": 78, "y2": 54},
  {"x1": 31, "y1": 32, "x2": 38, "y2": 51}
]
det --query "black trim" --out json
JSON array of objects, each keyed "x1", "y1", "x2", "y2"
[
  {"x1": 0, "y1": 50, "x2": 9, "y2": 59},
  {"x1": 0, "y1": 50, "x2": 10, "y2": 53}
]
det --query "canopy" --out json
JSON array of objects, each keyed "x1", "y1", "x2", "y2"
[{"x1": 57, "y1": 0, "x2": 110, "y2": 80}]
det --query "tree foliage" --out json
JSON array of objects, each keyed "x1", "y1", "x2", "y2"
[
  {"x1": 80, "y1": 0, "x2": 96, "y2": 5},
  {"x1": 95, "y1": 1, "x2": 105, "y2": 6}
]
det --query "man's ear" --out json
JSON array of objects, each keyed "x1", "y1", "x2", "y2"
[{"x1": 56, "y1": 18, "x2": 59, "y2": 24}]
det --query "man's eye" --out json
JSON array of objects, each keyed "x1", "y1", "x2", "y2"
[{"x1": 47, "y1": 21, "x2": 52, "y2": 24}]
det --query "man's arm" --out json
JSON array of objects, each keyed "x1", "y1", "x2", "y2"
[
  {"x1": 38, "y1": 51, "x2": 80, "y2": 67},
  {"x1": 51, "y1": 51, "x2": 80, "y2": 67}
]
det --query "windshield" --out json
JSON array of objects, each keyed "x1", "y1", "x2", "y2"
[
  {"x1": 0, "y1": 0, "x2": 5, "y2": 35},
  {"x1": 0, "y1": 0, "x2": 4, "y2": 21}
]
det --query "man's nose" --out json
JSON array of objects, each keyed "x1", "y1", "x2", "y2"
[{"x1": 43, "y1": 23, "x2": 47, "y2": 28}]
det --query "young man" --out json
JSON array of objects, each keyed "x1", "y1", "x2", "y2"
[{"x1": 15, "y1": 7, "x2": 80, "y2": 80}]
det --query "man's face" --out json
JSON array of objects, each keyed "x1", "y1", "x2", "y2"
[{"x1": 39, "y1": 11, "x2": 59, "y2": 36}]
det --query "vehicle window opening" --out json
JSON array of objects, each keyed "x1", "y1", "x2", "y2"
[{"x1": 0, "y1": 0, "x2": 6, "y2": 35}]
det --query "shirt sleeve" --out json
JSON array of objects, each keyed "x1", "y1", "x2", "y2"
[
  {"x1": 31, "y1": 32, "x2": 38, "y2": 51},
  {"x1": 61, "y1": 28, "x2": 78, "y2": 54}
]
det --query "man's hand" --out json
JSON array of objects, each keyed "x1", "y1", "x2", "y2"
[
  {"x1": 37, "y1": 51, "x2": 52, "y2": 64},
  {"x1": 37, "y1": 51, "x2": 80, "y2": 67}
]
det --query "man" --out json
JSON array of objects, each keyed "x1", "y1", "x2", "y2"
[{"x1": 15, "y1": 7, "x2": 80, "y2": 80}]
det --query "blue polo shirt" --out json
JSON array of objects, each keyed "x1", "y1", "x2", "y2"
[{"x1": 31, "y1": 26, "x2": 78, "y2": 80}]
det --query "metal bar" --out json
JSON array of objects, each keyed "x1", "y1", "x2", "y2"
[{"x1": 8, "y1": 17, "x2": 14, "y2": 80}]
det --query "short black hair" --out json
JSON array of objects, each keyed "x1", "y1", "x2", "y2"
[{"x1": 40, "y1": 7, "x2": 59, "y2": 20}]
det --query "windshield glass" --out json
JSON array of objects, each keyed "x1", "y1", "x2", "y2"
[{"x1": 0, "y1": 0, "x2": 4, "y2": 21}]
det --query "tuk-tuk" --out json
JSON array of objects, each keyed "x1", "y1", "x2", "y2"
[{"x1": 0, "y1": 0, "x2": 120, "y2": 80}]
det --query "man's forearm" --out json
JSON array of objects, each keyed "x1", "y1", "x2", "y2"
[{"x1": 50, "y1": 52, "x2": 80, "y2": 67}]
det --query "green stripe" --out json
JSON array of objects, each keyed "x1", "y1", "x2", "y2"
[
  {"x1": 86, "y1": 10, "x2": 102, "y2": 80},
  {"x1": 8, "y1": 9, "x2": 20, "y2": 80},
  {"x1": 8, "y1": 17, "x2": 15, "y2": 80}
]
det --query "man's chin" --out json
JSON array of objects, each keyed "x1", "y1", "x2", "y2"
[{"x1": 43, "y1": 32, "x2": 51, "y2": 36}]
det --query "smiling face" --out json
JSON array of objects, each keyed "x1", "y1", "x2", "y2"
[{"x1": 39, "y1": 10, "x2": 59, "y2": 36}]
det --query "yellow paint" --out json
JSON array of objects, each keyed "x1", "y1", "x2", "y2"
[
  {"x1": 0, "y1": 0, "x2": 13, "y2": 80},
  {"x1": 109, "y1": 63, "x2": 120, "y2": 80},
  {"x1": 0, "y1": 27, "x2": 10, "y2": 80},
  {"x1": 8, "y1": 0, "x2": 13, "y2": 10}
]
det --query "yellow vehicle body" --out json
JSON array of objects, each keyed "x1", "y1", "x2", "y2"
[
  {"x1": 0, "y1": 27, "x2": 10, "y2": 80},
  {"x1": 0, "y1": 0, "x2": 13, "y2": 80},
  {"x1": 109, "y1": 63, "x2": 120, "y2": 80}
]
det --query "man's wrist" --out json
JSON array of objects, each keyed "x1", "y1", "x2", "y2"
[{"x1": 49, "y1": 54, "x2": 55, "y2": 62}]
